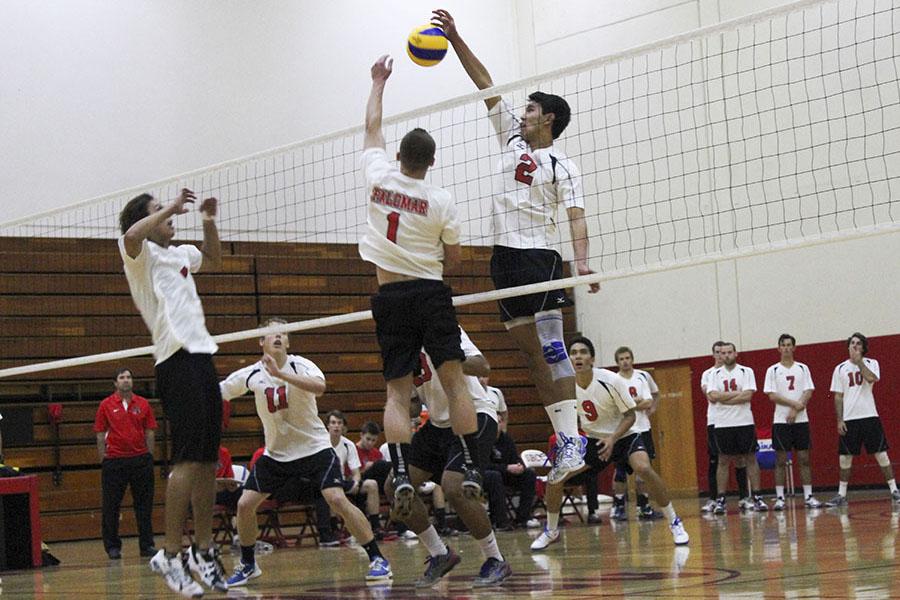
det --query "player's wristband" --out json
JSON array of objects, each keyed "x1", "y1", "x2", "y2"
[{"x1": 201, "y1": 212, "x2": 215, "y2": 222}]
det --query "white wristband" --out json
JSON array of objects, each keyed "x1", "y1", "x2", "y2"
[{"x1": 201, "y1": 213, "x2": 215, "y2": 222}]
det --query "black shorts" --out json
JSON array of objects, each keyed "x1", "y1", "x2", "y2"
[
  {"x1": 707, "y1": 424, "x2": 719, "y2": 459},
  {"x1": 490, "y1": 246, "x2": 572, "y2": 322},
  {"x1": 245, "y1": 449, "x2": 344, "y2": 503},
  {"x1": 641, "y1": 430, "x2": 656, "y2": 460},
  {"x1": 714, "y1": 424, "x2": 759, "y2": 456},
  {"x1": 408, "y1": 413, "x2": 497, "y2": 481},
  {"x1": 772, "y1": 422, "x2": 811, "y2": 452},
  {"x1": 839, "y1": 417, "x2": 889, "y2": 456},
  {"x1": 371, "y1": 279, "x2": 465, "y2": 380},
  {"x1": 585, "y1": 433, "x2": 646, "y2": 472},
  {"x1": 155, "y1": 350, "x2": 222, "y2": 463}
]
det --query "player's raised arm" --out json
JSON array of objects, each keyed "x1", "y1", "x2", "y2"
[
  {"x1": 364, "y1": 55, "x2": 393, "y2": 150},
  {"x1": 432, "y1": 9, "x2": 500, "y2": 110}
]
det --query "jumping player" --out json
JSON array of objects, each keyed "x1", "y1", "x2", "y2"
[{"x1": 433, "y1": 8, "x2": 600, "y2": 484}]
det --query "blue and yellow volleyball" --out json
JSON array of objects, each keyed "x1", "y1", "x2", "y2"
[{"x1": 407, "y1": 25, "x2": 448, "y2": 67}]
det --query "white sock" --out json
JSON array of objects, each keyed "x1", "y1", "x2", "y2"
[
  {"x1": 546, "y1": 400, "x2": 579, "y2": 439},
  {"x1": 476, "y1": 531, "x2": 503, "y2": 561},
  {"x1": 803, "y1": 484, "x2": 813, "y2": 498},
  {"x1": 547, "y1": 512, "x2": 560, "y2": 531},
  {"x1": 661, "y1": 503, "x2": 677, "y2": 522},
  {"x1": 888, "y1": 479, "x2": 898, "y2": 493},
  {"x1": 838, "y1": 481, "x2": 848, "y2": 497},
  {"x1": 775, "y1": 485, "x2": 784, "y2": 499},
  {"x1": 419, "y1": 525, "x2": 448, "y2": 557}
]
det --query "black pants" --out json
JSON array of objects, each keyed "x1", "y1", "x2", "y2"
[
  {"x1": 363, "y1": 459, "x2": 392, "y2": 494},
  {"x1": 484, "y1": 467, "x2": 538, "y2": 526},
  {"x1": 101, "y1": 453, "x2": 155, "y2": 553}
]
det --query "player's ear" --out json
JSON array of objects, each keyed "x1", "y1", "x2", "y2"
[
  {"x1": 396, "y1": 151, "x2": 401, "y2": 162},
  {"x1": 429, "y1": 157, "x2": 435, "y2": 167}
]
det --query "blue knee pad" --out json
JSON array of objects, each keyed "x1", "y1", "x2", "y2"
[{"x1": 536, "y1": 310, "x2": 575, "y2": 381}]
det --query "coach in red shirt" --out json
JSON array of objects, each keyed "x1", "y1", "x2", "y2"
[{"x1": 94, "y1": 367, "x2": 158, "y2": 559}]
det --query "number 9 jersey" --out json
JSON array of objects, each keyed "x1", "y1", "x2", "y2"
[
  {"x1": 576, "y1": 368, "x2": 640, "y2": 438},
  {"x1": 359, "y1": 147, "x2": 460, "y2": 280}
]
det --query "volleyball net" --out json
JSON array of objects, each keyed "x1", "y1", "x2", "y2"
[{"x1": 2, "y1": 0, "x2": 899, "y2": 379}]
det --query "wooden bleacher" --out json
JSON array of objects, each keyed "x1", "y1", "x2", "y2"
[{"x1": 0, "y1": 237, "x2": 575, "y2": 542}]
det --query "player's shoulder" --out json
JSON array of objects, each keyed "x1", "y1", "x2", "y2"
[
  {"x1": 834, "y1": 359, "x2": 852, "y2": 371},
  {"x1": 593, "y1": 367, "x2": 622, "y2": 384},
  {"x1": 286, "y1": 354, "x2": 319, "y2": 372},
  {"x1": 735, "y1": 363, "x2": 754, "y2": 374}
]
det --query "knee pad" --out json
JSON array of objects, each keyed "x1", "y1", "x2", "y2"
[
  {"x1": 535, "y1": 310, "x2": 575, "y2": 381},
  {"x1": 875, "y1": 452, "x2": 891, "y2": 467},
  {"x1": 614, "y1": 463, "x2": 627, "y2": 483},
  {"x1": 839, "y1": 455, "x2": 854, "y2": 469}
]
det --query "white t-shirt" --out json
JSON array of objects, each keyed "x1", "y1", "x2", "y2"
[
  {"x1": 618, "y1": 371, "x2": 653, "y2": 433},
  {"x1": 487, "y1": 100, "x2": 584, "y2": 249},
  {"x1": 415, "y1": 328, "x2": 497, "y2": 427},
  {"x1": 700, "y1": 365, "x2": 718, "y2": 425},
  {"x1": 576, "y1": 368, "x2": 639, "y2": 437},
  {"x1": 830, "y1": 358, "x2": 881, "y2": 421},
  {"x1": 119, "y1": 237, "x2": 217, "y2": 364},
  {"x1": 358, "y1": 147, "x2": 460, "y2": 280},
  {"x1": 332, "y1": 435, "x2": 362, "y2": 476},
  {"x1": 486, "y1": 386, "x2": 507, "y2": 414},
  {"x1": 763, "y1": 361, "x2": 814, "y2": 424},
  {"x1": 219, "y1": 355, "x2": 330, "y2": 462},
  {"x1": 710, "y1": 364, "x2": 757, "y2": 428}
]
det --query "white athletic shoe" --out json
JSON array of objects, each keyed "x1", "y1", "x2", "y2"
[
  {"x1": 701, "y1": 499, "x2": 717, "y2": 513},
  {"x1": 530, "y1": 528, "x2": 560, "y2": 551},
  {"x1": 773, "y1": 497, "x2": 786, "y2": 511},
  {"x1": 804, "y1": 495, "x2": 822, "y2": 509},
  {"x1": 524, "y1": 518, "x2": 542, "y2": 529},
  {"x1": 187, "y1": 544, "x2": 228, "y2": 592},
  {"x1": 149, "y1": 549, "x2": 204, "y2": 598},
  {"x1": 547, "y1": 434, "x2": 585, "y2": 484},
  {"x1": 670, "y1": 517, "x2": 689, "y2": 545}
]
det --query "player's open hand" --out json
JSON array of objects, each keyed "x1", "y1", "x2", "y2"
[
  {"x1": 371, "y1": 55, "x2": 393, "y2": 83},
  {"x1": 577, "y1": 263, "x2": 601, "y2": 294},
  {"x1": 199, "y1": 197, "x2": 218, "y2": 220},
  {"x1": 837, "y1": 420, "x2": 847, "y2": 435},
  {"x1": 431, "y1": 9, "x2": 458, "y2": 40},
  {"x1": 171, "y1": 188, "x2": 196, "y2": 214},
  {"x1": 596, "y1": 437, "x2": 613, "y2": 462}
]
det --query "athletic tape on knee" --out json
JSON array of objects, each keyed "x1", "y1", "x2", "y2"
[
  {"x1": 839, "y1": 455, "x2": 853, "y2": 469},
  {"x1": 875, "y1": 452, "x2": 891, "y2": 467},
  {"x1": 535, "y1": 310, "x2": 575, "y2": 381}
]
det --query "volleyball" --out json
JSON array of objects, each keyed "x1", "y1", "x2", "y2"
[{"x1": 407, "y1": 25, "x2": 448, "y2": 67}]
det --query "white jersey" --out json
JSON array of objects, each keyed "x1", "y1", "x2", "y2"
[
  {"x1": 576, "y1": 368, "x2": 639, "y2": 437},
  {"x1": 219, "y1": 355, "x2": 330, "y2": 462},
  {"x1": 487, "y1": 100, "x2": 584, "y2": 249},
  {"x1": 414, "y1": 328, "x2": 496, "y2": 427},
  {"x1": 763, "y1": 361, "x2": 814, "y2": 424},
  {"x1": 700, "y1": 365, "x2": 719, "y2": 425},
  {"x1": 618, "y1": 371, "x2": 653, "y2": 433},
  {"x1": 635, "y1": 369, "x2": 659, "y2": 396},
  {"x1": 332, "y1": 435, "x2": 362, "y2": 477},
  {"x1": 358, "y1": 147, "x2": 460, "y2": 280},
  {"x1": 119, "y1": 237, "x2": 217, "y2": 364},
  {"x1": 710, "y1": 364, "x2": 757, "y2": 428},
  {"x1": 486, "y1": 386, "x2": 507, "y2": 414},
  {"x1": 830, "y1": 358, "x2": 880, "y2": 421}
]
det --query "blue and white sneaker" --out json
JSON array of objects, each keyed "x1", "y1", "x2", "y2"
[
  {"x1": 226, "y1": 560, "x2": 261, "y2": 586},
  {"x1": 366, "y1": 556, "x2": 393, "y2": 582},
  {"x1": 473, "y1": 557, "x2": 512, "y2": 587},
  {"x1": 547, "y1": 433, "x2": 587, "y2": 484},
  {"x1": 670, "y1": 517, "x2": 690, "y2": 545}
]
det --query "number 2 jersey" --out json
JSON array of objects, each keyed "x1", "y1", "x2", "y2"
[
  {"x1": 219, "y1": 355, "x2": 330, "y2": 462},
  {"x1": 359, "y1": 147, "x2": 460, "y2": 280},
  {"x1": 576, "y1": 368, "x2": 639, "y2": 438},
  {"x1": 487, "y1": 99, "x2": 584, "y2": 250}
]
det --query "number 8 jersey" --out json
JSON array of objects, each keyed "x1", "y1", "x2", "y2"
[
  {"x1": 576, "y1": 368, "x2": 640, "y2": 437},
  {"x1": 359, "y1": 147, "x2": 460, "y2": 280},
  {"x1": 219, "y1": 355, "x2": 330, "y2": 462},
  {"x1": 487, "y1": 100, "x2": 584, "y2": 250}
]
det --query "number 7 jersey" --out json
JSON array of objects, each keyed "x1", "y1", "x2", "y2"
[
  {"x1": 359, "y1": 147, "x2": 460, "y2": 280},
  {"x1": 219, "y1": 355, "x2": 331, "y2": 462}
]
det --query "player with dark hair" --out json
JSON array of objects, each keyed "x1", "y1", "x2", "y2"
[
  {"x1": 361, "y1": 55, "x2": 483, "y2": 518},
  {"x1": 825, "y1": 333, "x2": 899, "y2": 506},
  {"x1": 119, "y1": 188, "x2": 227, "y2": 596},
  {"x1": 219, "y1": 319, "x2": 391, "y2": 585},
  {"x1": 433, "y1": 9, "x2": 600, "y2": 485}
]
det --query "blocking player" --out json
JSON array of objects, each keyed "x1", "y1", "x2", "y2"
[
  {"x1": 119, "y1": 189, "x2": 227, "y2": 596},
  {"x1": 384, "y1": 326, "x2": 511, "y2": 587},
  {"x1": 218, "y1": 319, "x2": 391, "y2": 586},
  {"x1": 708, "y1": 343, "x2": 767, "y2": 513},
  {"x1": 763, "y1": 334, "x2": 821, "y2": 509},
  {"x1": 531, "y1": 337, "x2": 689, "y2": 551},
  {"x1": 433, "y1": 8, "x2": 600, "y2": 484},
  {"x1": 825, "y1": 332, "x2": 900, "y2": 507},
  {"x1": 361, "y1": 54, "x2": 483, "y2": 515}
]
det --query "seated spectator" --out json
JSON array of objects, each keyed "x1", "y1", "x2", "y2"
[
  {"x1": 357, "y1": 421, "x2": 392, "y2": 496},
  {"x1": 483, "y1": 411, "x2": 540, "y2": 530}
]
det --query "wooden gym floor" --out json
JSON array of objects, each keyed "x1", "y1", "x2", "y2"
[{"x1": 3, "y1": 491, "x2": 899, "y2": 599}]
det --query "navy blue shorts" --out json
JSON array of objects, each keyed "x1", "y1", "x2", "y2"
[{"x1": 490, "y1": 246, "x2": 572, "y2": 322}]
